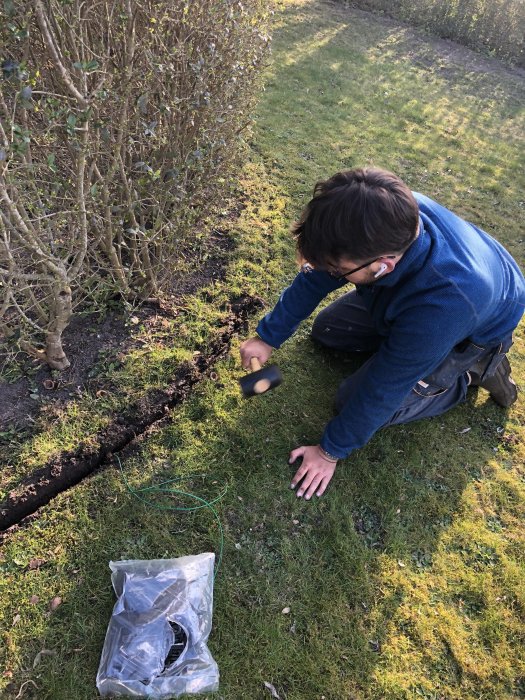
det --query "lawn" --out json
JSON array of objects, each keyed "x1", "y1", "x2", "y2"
[{"x1": 1, "y1": 1, "x2": 524, "y2": 698}]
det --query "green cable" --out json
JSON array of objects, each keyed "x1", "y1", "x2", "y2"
[{"x1": 116, "y1": 456, "x2": 226, "y2": 576}]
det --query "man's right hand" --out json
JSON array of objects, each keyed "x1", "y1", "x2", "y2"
[{"x1": 239, "y1": 336, "x2": 274, "y2": 369}]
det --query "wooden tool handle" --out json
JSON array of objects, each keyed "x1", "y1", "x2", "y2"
[{"x1": 249, "y1": 357, "x2": 262, "y2": 372}]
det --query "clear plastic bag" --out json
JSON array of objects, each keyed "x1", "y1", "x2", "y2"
[{"x1": 96, "y1": 553, "x2": 219, "y2": 698}]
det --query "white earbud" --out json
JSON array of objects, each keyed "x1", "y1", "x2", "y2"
[{"x1": 374, "y1": 263, "x2": 388, "y2": 278}]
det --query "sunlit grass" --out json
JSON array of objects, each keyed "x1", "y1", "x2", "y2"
[{"x1": 1, "y1": 1, "x2": 524, "y2": 698}]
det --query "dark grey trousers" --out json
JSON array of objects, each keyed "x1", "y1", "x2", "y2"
[{"x1": 311, "y1": 291, "x2": 475, "y2": 427}]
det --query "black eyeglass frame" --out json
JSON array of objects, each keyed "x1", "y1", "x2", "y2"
[{"x1": 329, "y1": 255, "x2": 397, "y2": 282}]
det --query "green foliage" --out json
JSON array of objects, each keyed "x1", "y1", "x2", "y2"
[{"x1": 0, "y1": 0, "x2": 271, "y2": 365}]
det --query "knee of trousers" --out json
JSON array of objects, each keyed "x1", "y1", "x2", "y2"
[
  {"x1": 311, "y1": 307, "x2": 333, "y2": 343},
  {"x1": 311, "y1": 309, "x2": 381, "y2": 352}
]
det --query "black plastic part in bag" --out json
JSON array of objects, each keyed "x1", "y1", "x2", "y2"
[{"x1": 96, "y1": 553, "x2": 219, "y2": 698}]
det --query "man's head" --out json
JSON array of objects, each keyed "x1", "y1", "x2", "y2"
[{"x1": 293, "y1": 167, "x2": 419, "y2": 283}]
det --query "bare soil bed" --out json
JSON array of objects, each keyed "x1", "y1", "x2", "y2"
[
  {"x1": 0, "y1": 293, "x2": 262, "y2": 531},
  {"x1": 0, "y1": 224, "x2": 236, "y2": 432}
]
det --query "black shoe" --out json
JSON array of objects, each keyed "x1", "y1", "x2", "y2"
[{"x1": 469, "y1": 356, "x2": 517, "y2": 408}]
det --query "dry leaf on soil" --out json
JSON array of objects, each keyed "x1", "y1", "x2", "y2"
[
  {"x1": 49, "y1": 596, "x2": 62, "y2": 611},
  {"x1": 33, "y1": 649, "x2": 56, "y2": 668}
]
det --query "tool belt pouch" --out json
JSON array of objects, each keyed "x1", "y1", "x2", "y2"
[{"x1": 416, "y1": 336, "x2": 512, "y2": 397}]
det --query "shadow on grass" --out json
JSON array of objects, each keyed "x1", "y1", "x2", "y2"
[
  {"x1": 258, "y1": 0, "x2": 525, "y2": 251},
  {"x1": 274, "y1": 0, "x2": 525, "y2": 110},
  {"x1": 7, "y1": 329, "x2": 522, "y2": 700},
  {"x1": 2, "y1": 2, "x2": 524, "y2": 697}
]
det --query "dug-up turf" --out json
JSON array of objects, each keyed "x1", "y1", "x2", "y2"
[{"x1": 0, "y1": 295, "x2": 263, "y2": 532}]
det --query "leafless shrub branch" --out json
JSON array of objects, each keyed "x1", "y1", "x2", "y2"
[{"x1": 0, "y1": 0, "x2": 271, "y2": 368}]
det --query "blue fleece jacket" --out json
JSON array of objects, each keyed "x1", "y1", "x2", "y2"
[{"x1": 256, "y1": 193, "x2": 525, "y2": 459}]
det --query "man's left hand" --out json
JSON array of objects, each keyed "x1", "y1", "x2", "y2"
[{"x1": 289, "y1": 445, "x2": 338, "y2": 499}]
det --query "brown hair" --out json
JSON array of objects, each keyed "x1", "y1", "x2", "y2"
[{"x1": 293, "y1": 167, "x2": 419, "y2": 268}]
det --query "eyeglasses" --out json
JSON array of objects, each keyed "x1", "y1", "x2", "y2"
[{"x1": 329, "y1": 255, "x2": 397, "y2": 282}]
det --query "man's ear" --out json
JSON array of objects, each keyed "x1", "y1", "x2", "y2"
[
  {"x1": 372, "y1": 256, "x2": 397, "y2": 278},
  {"x1": 373, "y1": 263, "x2": 388, "y2": 278}
]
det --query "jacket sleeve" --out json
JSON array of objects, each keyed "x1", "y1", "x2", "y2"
[
  {"x1": 256, "y1": 269, "x2": 345, "y2": 348},
  {"x1": 320, "y1": 296, "x2": 478, "y2": 459}
]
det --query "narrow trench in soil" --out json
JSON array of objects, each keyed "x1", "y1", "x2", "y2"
[{"x1": 0, "y1": 295, "x2": 262, "y2": 532}]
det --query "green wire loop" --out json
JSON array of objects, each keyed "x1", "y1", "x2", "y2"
[{"x1": 117, "y1": 456, "x2": 225, "y2": 577}]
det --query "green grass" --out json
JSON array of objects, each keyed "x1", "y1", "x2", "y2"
[{"x1": 1, "y1": 0, "x2": 524, "y2": 698}]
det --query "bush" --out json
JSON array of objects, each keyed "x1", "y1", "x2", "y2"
[
  {"x1": 344, "y1": 0, "x2": 525, "y2": 67},
  {"x1": 0, "y1": 0, "x2": 270, "y2": 368}
]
